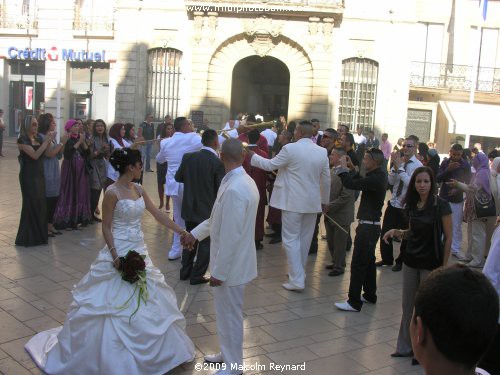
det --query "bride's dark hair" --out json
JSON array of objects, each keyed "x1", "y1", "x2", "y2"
[{"x1": 109, "y1": 148, "x2": 142, "y2": 175}]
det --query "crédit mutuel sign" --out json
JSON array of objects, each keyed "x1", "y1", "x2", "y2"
[{"x1": 7, "y1": 46, "x2": 107, "y2": 62}]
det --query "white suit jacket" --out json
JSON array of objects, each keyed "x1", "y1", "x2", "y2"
[
  {"x1": 191, "y1": 167, "x2": 259, "y2": 286},
  {"x1": 156, "y1": 132, "x2": 202, "y2": 196},
  {"x1": 251, "y1": 138, "x2": 331, "y2": 213}
]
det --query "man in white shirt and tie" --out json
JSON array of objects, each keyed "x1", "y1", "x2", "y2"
[
  {"x1": 156, "y1": 117, "x2": 202, "y2": 260},
  {"x1": 377, "y1": 136, "x2": 422, "y2": 271},
  {"x1": 248, "y1": 121, "x2": 330, "y2": 291},
  {"x1": 183, "y1": 138, "x2": 259, "y2": 375}
]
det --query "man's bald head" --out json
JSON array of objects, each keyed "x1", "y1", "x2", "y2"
[
  {"x1": 221, "y1": 138, "x2": 244, "y2": 164},
  {"x1": 296, "y1": 121, "x2": 314, "y2": 139}
]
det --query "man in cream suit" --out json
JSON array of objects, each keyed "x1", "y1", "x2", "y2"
[
  {"x1": 156, "y1": 117, "x2": 202, "y2": 260},
  {"x1": 183, "y1": 138, "x2": 259, "y2": 375},
  {"x1": 249, "y1": 121, "x2": 330, "y2": 291}
]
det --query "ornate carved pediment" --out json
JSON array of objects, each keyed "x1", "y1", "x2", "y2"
[
  {"x1": 244, "y1": 16, "x2": 282, "y2": 57},
  {"x1": 244, "y1": 16, "x2": 283, "y2": 38}
]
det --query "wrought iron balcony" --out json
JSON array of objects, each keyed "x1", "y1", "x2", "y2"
[
  {"x1": 410, "y1": 61, "x2": 500, "y2": 93},
  {"x1": 73, "y1": 15, "x2": 114, "y2": 32},
  {"x1": 0, "y1": 11, "x2": 38, "y2": 30},
  {"x1": 184, "y1": 0, "x2": 344, "y2": 14}
]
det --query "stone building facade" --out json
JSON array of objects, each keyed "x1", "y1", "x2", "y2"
[{"x1": 0, "y1": 0, "x2": 499, "y2": 150}]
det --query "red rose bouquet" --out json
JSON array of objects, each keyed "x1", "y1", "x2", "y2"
[{"x1": 117, "y1": 250, "x2": 148, "y2": 322}]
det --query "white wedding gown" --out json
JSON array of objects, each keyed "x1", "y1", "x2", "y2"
[{"x1": 25, "y1": 187, "x2": 195, "y2": 374}]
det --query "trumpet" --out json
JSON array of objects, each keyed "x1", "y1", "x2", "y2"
[{"x1": 215, "y1": 120, "x2": 277, "y2": 133}]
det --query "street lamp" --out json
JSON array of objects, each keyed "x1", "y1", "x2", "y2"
[{"x1": 88, "y1": 65, "x2": 94, "y2": 119}]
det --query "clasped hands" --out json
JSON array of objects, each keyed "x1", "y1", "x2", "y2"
[
  {"x1": 180, "y1": 231, "x2": 196, "y2": 250},
  {"x1": 179, "y1": 231, "x2": 223, "y2": 287}
]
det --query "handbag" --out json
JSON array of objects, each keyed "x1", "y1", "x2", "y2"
[{"x1": 474, "y1": 188, "x2": 496, "y2": 218}]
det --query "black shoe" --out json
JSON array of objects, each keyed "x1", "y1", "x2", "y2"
[
  {"x1": 411, "y1": 358, "x2": 419, "y2": 366},
  {"x1": 392, "y1": 263, "x2": 402, "y2": 272},
  {"x1": 269, "y1": 237, "x2": 281, "y2": 244},
  {"x1": 325, "y1": 264, "x2": 334, "y2": 270},
  {"x1": 190, "y1": 277, "x2": 210, "y2": 285},
  {"x1": 48, "y1": 232, "x2": 55, "y2": 238},
  {"x1": 328, "y1": 269, "x2": 344, "y2": 276},
  {"x1": 255, "y1": 241, "x2": 264, "y2": 250},
  {"x1": 391, "y1": 352, "x2": 413, "y2": 358},
  {"x1": 375, "y1": 260, "x2": 392, "y2": 267}
]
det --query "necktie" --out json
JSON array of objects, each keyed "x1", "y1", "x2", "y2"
[{"x1": 396, "y1": 160, "x2": 413, "y2": 197}]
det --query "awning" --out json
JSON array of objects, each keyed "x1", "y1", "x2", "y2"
[{"x1": 438, "y1": 100, "x2": 500, "y2": 138}]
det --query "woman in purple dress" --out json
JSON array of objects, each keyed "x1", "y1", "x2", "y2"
[{"x1": 53, "y1": 119, "x2": 92, "y2": 230}]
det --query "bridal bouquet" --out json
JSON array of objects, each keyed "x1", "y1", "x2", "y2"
[{"x1": 117, "y1": 250, "x2": 148, "y2": 322}]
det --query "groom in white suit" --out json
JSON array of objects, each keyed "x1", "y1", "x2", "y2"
[
  {"x1": 249, "y1": 121, "x2": 330, "y2": 291},
  {"x1": 183, "y1": 138, "x2": 259, "y2": 375}
]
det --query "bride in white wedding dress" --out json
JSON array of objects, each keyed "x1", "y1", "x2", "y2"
[{"x1": 25, "y1": 148, "x2": 195, "y2": 374}]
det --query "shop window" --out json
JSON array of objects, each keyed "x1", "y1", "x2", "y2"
[
  {"x1": 338, "y1": 58, "x2": 378, "y2": 130},
  {"x1": 147, "y1": 48, "x2": 182, "y2": 120}
]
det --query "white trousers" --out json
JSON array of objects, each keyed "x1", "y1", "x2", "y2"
[
  {"x1": 213, "y1": 284, "x2": 245, "y2": 372},
  {"x1": 449, "y1": 201, "x2": 464, "y2": 254},
  {"x1": 169, "y1": 185, "x2": 185, "y2": 259},
  {"x1": 281, "y1": 211, "x2": 317, "y2": 289}
]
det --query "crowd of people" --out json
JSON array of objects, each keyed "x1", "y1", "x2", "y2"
[{"x1": 9, "y1": 111, "x2": 500, "y2": 374}]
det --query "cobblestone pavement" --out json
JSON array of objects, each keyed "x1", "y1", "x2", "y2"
[{"x1": 0, "y1": 138, "x2": 452, "y2": 375}]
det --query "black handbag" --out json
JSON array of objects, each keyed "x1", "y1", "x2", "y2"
[{"x1": 474, "y1": 188, "x2": 496, "y2": 218}]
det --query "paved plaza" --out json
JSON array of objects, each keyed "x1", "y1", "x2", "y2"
[{"x1": 0, "y1": 138, "x2": 462, "y2": 375}]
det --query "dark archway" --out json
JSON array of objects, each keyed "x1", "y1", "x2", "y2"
[{"x1": 230, "y1": 56, "x2": 290, "y2": 120}]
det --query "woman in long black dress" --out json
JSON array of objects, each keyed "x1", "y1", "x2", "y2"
[{"x1": 16, "y1": 118, "x2": 56, "y2": 246}]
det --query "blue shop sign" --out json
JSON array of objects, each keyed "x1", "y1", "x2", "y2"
[{"x1": 7, "y1": 46, "x2": 107, "y2": 62}]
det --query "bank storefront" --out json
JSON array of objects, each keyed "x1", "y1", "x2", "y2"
[{"x1": 2, "y1": 44, "x2": 112, "y2": 136}]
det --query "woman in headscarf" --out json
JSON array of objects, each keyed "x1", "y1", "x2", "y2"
[
  {"x1": 52, "y1": 119, "x2": 92, "y2": 230},
  {"x1": 447, "y1": 152, "x2": 496, "y2": 267}
]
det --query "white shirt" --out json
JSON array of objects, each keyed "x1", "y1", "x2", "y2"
[
  {"x1": 201, "y1": 146, "x2": 218, "y2": 157},
  {"x1": 261, "y1": 129, "x2": 277, "y2": 147},
  {"x1": 106, "y1": 138, "x2": 131, "y2": 181},
  {"x1": 156, "y1": 132, "x2": 202, "y2": 196},
  {"x1": 353, "y1": 133, "x2": 367, "y2": 145},
  {"x1": 388, "y1": 154, "x2": 423, "y2": 208}
]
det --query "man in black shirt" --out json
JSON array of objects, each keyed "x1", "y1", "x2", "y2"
[{"x1": 334, "y1": 148, "x2": 387, "y2": 312}]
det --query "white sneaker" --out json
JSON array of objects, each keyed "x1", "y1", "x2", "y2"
[
  {"x1": 281, "y1": 282, "x2": 304, "y2": 292},
  {"x1": 334, "y1": 301, "x2": 359, "y2": 312},
  {"x1": 361, "y1": 295, "x2": 375, "y2": 304},
  {"x1": 168, "y1": 249, "x2": 181, "y2": 261},
  {"x1": 204, "y1": 352, "x2": 223, "y2": 363}
]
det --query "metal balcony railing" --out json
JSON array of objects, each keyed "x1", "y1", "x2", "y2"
[
  {"x1": 0, "y1": 11, "x2": 38, "y2": 29},
  {"x1": 73, "y1": 15, "x2": 114, "y2": 32},
  {"x1": 410, "y1": 61, "x2": 500, "y2": 93}
]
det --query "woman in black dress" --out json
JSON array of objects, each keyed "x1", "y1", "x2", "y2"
[
  {"x1": 16, "y1": 118, "x2": 56, "y2": 246},
  {"x1": 383, "y1": 166, "x2": 452, "y2": 364}
]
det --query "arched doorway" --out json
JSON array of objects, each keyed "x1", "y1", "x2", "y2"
[{"x1": 230, "y1": 56, "x2": 290, "y2": 120}]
